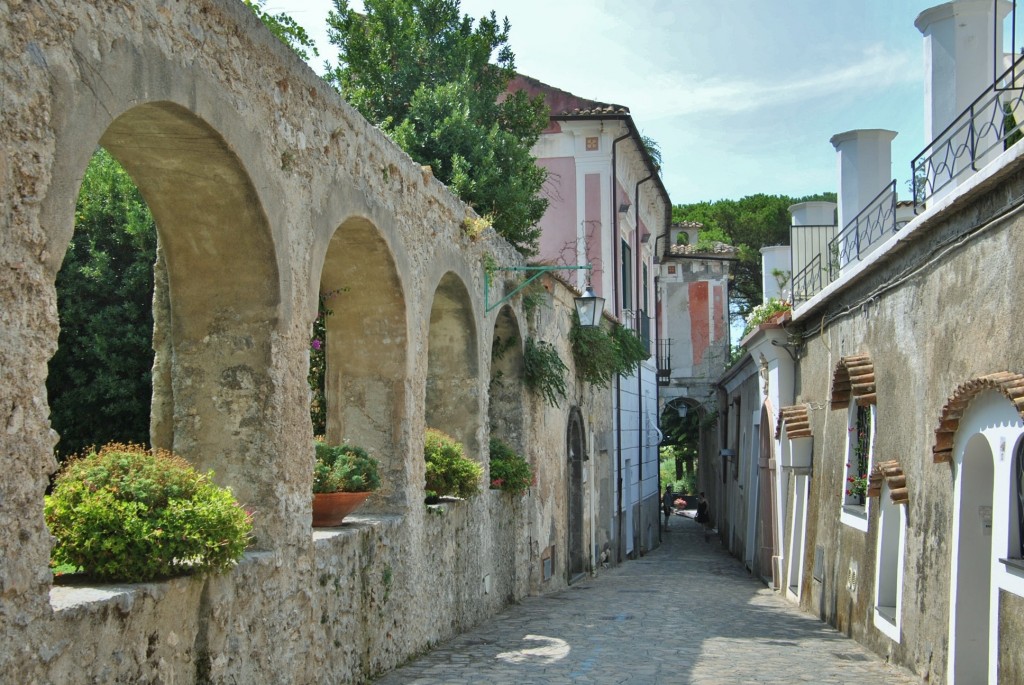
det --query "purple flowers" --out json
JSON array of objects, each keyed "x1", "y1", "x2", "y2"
[{"x1": 311, "y1": 339, "x2": 322, "y2": 351}]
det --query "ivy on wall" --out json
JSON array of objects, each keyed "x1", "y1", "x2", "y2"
[
  {"x1": 523, "y1": 337, "x2": 568, "y2": 407},
  {"x1": 569, "y1": 314, "x2": 649, "y2": 387}
]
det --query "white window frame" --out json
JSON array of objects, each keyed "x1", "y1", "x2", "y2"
[
  {"x1": 872, "y1": 481, "x2": 905, "y2": 642},
  {"x1": 840, "y1": 403, "x2": 874, "y2": 531}
]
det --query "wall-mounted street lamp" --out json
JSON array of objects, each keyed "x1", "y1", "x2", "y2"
[{"x1": 484, "y1": 264, "x2": 604, "y2": 327}]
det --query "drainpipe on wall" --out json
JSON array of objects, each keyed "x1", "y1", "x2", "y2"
[
  {"x1": 633, "y1": 174, "x2": 653, "y2": 551},
  {"x1": 611, "y1": 130, "x2": 630, "y2": 563}
]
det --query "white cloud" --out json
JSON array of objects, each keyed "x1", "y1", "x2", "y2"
[{"x1": 615, "y1": 44, "x2": 920, "y2": 121}]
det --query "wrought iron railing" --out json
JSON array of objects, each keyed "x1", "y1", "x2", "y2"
[
  {"x1": 912, "y1": 50, "x2": 1024, "y2": 209},
  {"x1": 636, "y1": 310, "x2": 651, "y2": 353},
  {"x1": 792, "y1": 253, "x2": 825, "y2": 307},
  {"x1": 656, "y1": 339, "x2": 671, "y2": 386},
  {"x1": 789, "y1": 224, "x2": 836, "y2": 306},
  {"x1": 827, "y1": 180, "x2": 898, "y2": 272}
]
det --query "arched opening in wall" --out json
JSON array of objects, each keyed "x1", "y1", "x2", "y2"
[
  {"x1": 47, "y1": 148, "x2": 156, "y2": 460},
  {"x1": 659, "y1": 398, "x2": 701, "y2": 496},
  {"x1": 567, "y1": 407, "x2": 587, "y2": 583},
  {"x1": 488, "y1": 306, "x2": 525, "y2": 453},
  {"x1": 317, "y1": 217, "x2": 407, "y2": 510},
  {"x1": 426, "y1": 272, "x2": 480, "y2": 460},
  {"x1": 47, "y1": 102, "x2": 280, "y2": 543},
  {"x1": 952, "y1": 432, "x2": 994, "y2": 684}
]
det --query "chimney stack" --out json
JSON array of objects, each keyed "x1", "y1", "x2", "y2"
[
  {"x1": 830, "y1": 129, "x2": 897, "y2": 232},
  {"x1": 916, "y1": 0, "x2": 1012, "y2": 198}
]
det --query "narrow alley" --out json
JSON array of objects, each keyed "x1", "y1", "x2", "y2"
[{"x1": 371, "y1": 513, "x2": 919, "y2": 685}]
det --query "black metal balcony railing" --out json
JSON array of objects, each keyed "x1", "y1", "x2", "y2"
[
  {"x1": 790, "y1": 223, "x2": 837, "y2": 307},
  {"x1": 792, "y1": 253, "x2": 825, "y2": 307},
  {"x1": 637, "y1": 310, "x2": 651, "y2": 353},
  {"x1": 656, "y1": 339, "x2": 671, "y2": 386},
  {"x1": 912, "y1": 50, "x2": 1024, "y2": 209},
  {"x1": 827, "y1": 180, "x2": 898, "y2": 272},
  {"x1": 791, "y1": 182, "x2": 898, "y2": 306}
]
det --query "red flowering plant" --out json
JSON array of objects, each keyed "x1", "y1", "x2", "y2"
[
  {"x1": 488, "y1": 437, "x2": 535, "y2": 496},
  {"x1": 845, "y1": 405, "x2": 872, "y2": 502}
]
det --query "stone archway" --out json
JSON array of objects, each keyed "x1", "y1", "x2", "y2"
[
  {"x1": 48, "y1": 102, "x2": 282, "y2": 544},
  {"x1": 426, "y1": 272, "x2": 480, "y2": 457},
  {"x1": 488, "y1": 306, "x2": 525, "y2": 453},
  {"x1": 318, "y1": 216, "x2": 407, "y2": 510}
]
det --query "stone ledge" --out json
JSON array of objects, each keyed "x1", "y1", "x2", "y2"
[
  {"x1": 49, "y1": 551, "x2": 275, "y2": 613},
  {"x1": 312, "y1": 513, "x2": 403, "y2": 544}
]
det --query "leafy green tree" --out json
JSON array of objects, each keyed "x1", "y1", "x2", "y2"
[
  {"x1": 243, "y1": 0, "x2": 319, "y2": 61},
  {"x1": 47, "y1": 149, "x2": 157, "y2": 458},
  {"x1": 326, "y1": 0, "x2": 549, "y2": 255},
  {"x1": 673, "y1": 192, "x2": 836, "y2": 323}
]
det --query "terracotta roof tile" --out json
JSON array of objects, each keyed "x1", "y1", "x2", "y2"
[
  {"x1": 932, "y1": 371, "x2": 1024, "y2": 463},
  {"x1": 868, "y1": 459, "x2": 909, "y2": 505},
  {"x1": 775, "y1": 404, "x2": 812, "y2": 440},
  {"x1": 830, "y1": 354, "x2": 876, "y2": 409}
]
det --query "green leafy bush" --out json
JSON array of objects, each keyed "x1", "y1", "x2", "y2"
[
  {"x1": 44, "y1": 443, "x2": 252, "y2": 582},
  {"x1": 488, "y1": 438, "x2": 534, "y2": 496},
  {"x1": 424, "y1": 428, "x2": 482, "y2": 501},
  {"x1": 313, "y1": 441, "x2": 381, "y2": 493}
]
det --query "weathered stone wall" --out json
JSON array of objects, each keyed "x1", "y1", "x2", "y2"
[
  {"x1": 791, "y1": 150, "x2": 1024, "y2": 681},
  {"x1": 0, "y1": 0, "x2": 614, "y2": 681}
]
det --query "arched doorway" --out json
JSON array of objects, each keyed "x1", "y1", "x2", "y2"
[
  {"x1": 951, "y1": 433, "x2": 994, "y2": 684},
  {"x1": 567, "y1": 407, "x2": 587, "y2": 582}
]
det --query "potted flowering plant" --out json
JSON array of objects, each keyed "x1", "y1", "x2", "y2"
[
  {"x1": 846, "y1": 469, "x2": 868, "y2": 499},
  {"x1": 488, "y1": 437, "x2": 535, "y2": 496},
  {"x1": 312, "y1": 440, "x2": 380, "y2": 526}
]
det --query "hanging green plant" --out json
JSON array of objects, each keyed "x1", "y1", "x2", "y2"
[
  {"x1": 523, "y1": 337, "x2": 568, "y2": 407},
  {"x1": 569, "y1": 313, "x2": 649, "y2": 387}
]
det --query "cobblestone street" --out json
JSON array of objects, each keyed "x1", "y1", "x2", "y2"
[{"x1": 372, "y1": 512, "x2": 918, "y2": 685}]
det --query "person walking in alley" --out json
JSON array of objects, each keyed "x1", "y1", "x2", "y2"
[
  {"x1": 662, "y1": 485, "x2": 675, "y2": 530},
  {"x1": 695, "y1": 492, "x2": 710, "y2": 542}
]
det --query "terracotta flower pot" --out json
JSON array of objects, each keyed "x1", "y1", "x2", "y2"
[{"x1": 312, "y1": 491, "x2": 371, "y2": 527}]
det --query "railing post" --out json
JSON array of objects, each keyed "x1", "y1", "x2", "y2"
[{"x1": 970, "y1": 102, "x2": 978, "y2": 171}]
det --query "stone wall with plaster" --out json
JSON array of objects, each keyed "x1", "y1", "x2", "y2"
[{"x1": 0, "y1": 0, "x2": 613, "y2": 681}]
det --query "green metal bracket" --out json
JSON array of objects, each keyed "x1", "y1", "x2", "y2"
[{"x1": 484, "y1": 264, "x2": 592, "y2": 313}]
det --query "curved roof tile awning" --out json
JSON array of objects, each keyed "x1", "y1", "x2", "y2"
[
  {"x1": 775, "y1": 404, "x2": 812, "y2": 440},
  {"x1": 830, "y1": 354, "x2": 876, "y2": 409},
  {"x1": 932, "y1": 371, "x2": 1024, "y2": 463},
  {"x1": 868, "y1": 459, "x2": 908, "y2": 505}
]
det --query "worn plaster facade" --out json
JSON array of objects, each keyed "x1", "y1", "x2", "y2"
[
  {"x1": 1, "y1": 1, "x2": 616, "y2": 681},
  {"x1": 508, "y1": 75, "x2": 670, "y2": 563},
  {"x1": 708, "y1": 2, "x2": 1024, "y2": 681},
  {"x1": 785, "y1": 150, "x2": 1024, "y2": 683}
]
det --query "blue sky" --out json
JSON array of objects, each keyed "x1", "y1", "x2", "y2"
[{"x1": 278, "y1": 1, "x2": 960, "y2": 205}]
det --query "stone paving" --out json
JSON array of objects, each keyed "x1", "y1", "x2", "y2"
[{"x1": 371, "y1": 511, "x2": 920, "y2": 685}]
